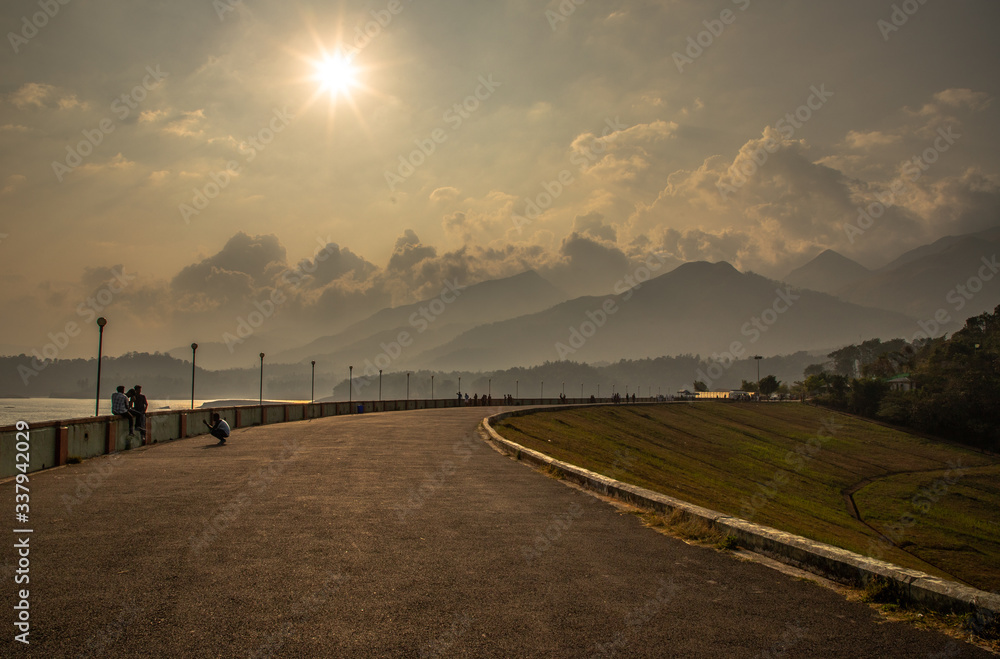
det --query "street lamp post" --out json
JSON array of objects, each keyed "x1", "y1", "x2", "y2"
[
  {"x1": 431, "y1": 375, "x2": 434, "y2": 399},
  {"x1": 754, "y1": 355, "x2": 763, "y2": 400},
  {"x1": 541, "y1": 381, "x2": 544, "y2": 398},
  {"x1": 515, "y1": 379, "x2": 518, "y2": 399},
  {"x1": 406, "y1": 372, "x2": 410, "y2": 400},
  {"x1": 191, "y1": 343, "x2": 198, "y2": 409},
  {"x1": 581, "y1": 383, "x2": 584, "y2": 398},
  {"x1": 259, "y1": 353, "x2": 265, "y2": 406},
  {"x1": 349, "y1": 365, "x2": 353, "y2": 405},
  {"x1": 562, "y1": 382, "x2": 565, "y2": 396},
  {"x1": 379, "y1": 369, "x2": 383, "y2": 402},
  {"x1": 94, "y1": 317, "x2": 107, "y2": 416},
  {"x1": 488, "y1": 378, "x2": 491, "y2": 398},
  {"x1": 311, "y1": 361, "x2": 316, "y2": 404},
  {"x1": 458, "y1": 376, "x2": 461, "y2": 399}
]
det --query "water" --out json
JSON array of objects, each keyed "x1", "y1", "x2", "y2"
[{"x1": 0, "y1": 398, "x2": 225, "y2": 427}]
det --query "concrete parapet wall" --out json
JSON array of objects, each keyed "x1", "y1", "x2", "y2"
[
  {"x1": 0, "y1": 397, "x2": 614, "y2": 479},
  {"x1": 481, "y1": 406, "x2": 1000, "y2": 621}
]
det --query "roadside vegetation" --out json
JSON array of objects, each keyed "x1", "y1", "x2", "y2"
[{"x1": 495, "y1": 402, "x2": 1000, "y2": 591}]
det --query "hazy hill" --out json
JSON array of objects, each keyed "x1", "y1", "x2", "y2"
[
  {"x1": 271, "y1": 270, "x2": 567, "y2": 365},
  {"x1": 784, "y1": 249, "x2": 871, "y2": 294},
  {"x1": 412, "y1": 261, "x2": 916, "y2": 371},
  {"x1": 836, "y1": 233, "x2": 1000, "y2": 320}
]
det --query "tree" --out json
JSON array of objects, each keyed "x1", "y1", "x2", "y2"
[
  {"x1": 759, "y1": 375, "x2": 780, "y2": 397},
  {"x1": 740, "y1": 379, "x2": 758, "y2": 393},
  {"x1": 693, "y1": 380, "x2": 708, "y2": 392}
]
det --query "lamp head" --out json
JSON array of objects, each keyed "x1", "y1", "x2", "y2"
[{"x1": 97, "y1": 317, "x2": 107, "y2": 328}]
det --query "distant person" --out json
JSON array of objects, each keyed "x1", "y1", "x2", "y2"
[
  {"x1": 111, "y1": 385, "x2": 136, "y2": 436},
  {"x1": 130, "y1": 385, "x2": 148, "y2": 441},
  {"x1": 204, "y1": 413, "x2": 231, "y2": 445}
]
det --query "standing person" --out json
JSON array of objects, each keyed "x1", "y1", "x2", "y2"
[
  {"x1": 203, "y1": 413, "x2": 231, "y2": 445},
  {"x1": 130, "y1": 385, "x2": 148, "y2": 441},
  {"x1": 111, "y1": 386, "x2": 136, "y2": 436}
]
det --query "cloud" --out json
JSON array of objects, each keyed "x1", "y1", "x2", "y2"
[
  {"x1": 7, "y1": 83, "x2": 84, "y2": 111},
  {"x1": 0, "y1": 175, "x2": 27, "y2": 196},
  {"x1": 844, "y1": 130, "x2": 900, "y2": 150},
  {"x1": 933, "y1": 88, "x2": 991, "y2": 112},
  {"x1": 430, "y1": 186, "x2": 460, "y2": 202},
  {"x1": 171, "y1": 232, "x2": 287, "y2": 302},
  {"x1": 387, "y1": 230, "x2": 437, "y2": 273}
]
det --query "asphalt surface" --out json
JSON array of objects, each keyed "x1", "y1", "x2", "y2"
[{"x1": 1, "y1": 407, "x2": 993, "y2": 657}]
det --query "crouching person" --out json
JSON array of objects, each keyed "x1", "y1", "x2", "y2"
[{"x1": 204, "y1": 413, "x2": 231, "y2": 445}]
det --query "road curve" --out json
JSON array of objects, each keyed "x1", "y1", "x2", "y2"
[{"x1": 1, "y1": 407, "x2": 990, "y2": 657}]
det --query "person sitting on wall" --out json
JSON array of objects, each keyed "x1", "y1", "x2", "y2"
[
  {"x1": 129, "y1": 384, "x2": 148, "y2": 441},
  {"x1": 203, "y1": 413, "x2": 231, "y2": 445},
  {"x1": 111, "y1": 385, "x2": 136, "y2": 436}
]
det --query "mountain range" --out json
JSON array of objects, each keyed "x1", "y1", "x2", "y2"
[{"x1": 170, "y1": 226, "x2": 1000, "y2": 373}]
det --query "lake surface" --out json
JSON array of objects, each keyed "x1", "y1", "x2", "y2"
[{"x1": 0, "y1": 398, "x2": 235, "y2": 427}]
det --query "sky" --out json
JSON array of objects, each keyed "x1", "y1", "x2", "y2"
[{"x1": 1, "y1": 0, "x2": 999, "y2": 360}]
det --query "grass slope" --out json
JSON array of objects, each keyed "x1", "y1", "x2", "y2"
[{"x1": 495, "y1": 402, "x2": 1000, "y2": 591}]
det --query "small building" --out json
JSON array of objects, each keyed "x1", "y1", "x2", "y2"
[
  {"x1": 885, "y1": 373, "x2": 913, "y2": 392},
  {"x1": 695, "y1": 390, "x2": 752, "y2": 400}
]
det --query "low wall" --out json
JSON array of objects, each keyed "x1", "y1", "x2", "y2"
[
  {"x1": 0, "y1": 397, "x2": 635, "y2": 479},
  {"x1": 482, "y1": 406, "x2": 1000, "y2": 621}
]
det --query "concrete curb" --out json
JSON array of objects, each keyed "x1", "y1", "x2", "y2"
[{"x1": 482, "y1": 406, "x2": 1000, "y2": 620}]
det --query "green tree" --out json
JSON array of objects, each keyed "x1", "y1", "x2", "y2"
[
  {"x1": 693, "y1": 380, "x2": 708, "y2": 392},
  {"x1": 759, "y1": 375, "x2": 780, "y2": 397},
  {"x1": 740, "y1": 379, "x2": 758, "y2": 393}
]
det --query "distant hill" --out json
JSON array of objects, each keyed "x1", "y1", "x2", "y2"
[
  {"x1": 271, "y1": 270, "x2": 567, "y2": 366},
  {"x1": 411, "y1": 261, "x2": 916, "y2": 371},
  {"x1": 836, "y1": 232, "x2": 1000, "y2": 322},
  {"x1": 784, "y1": 249, "x2": 871, "y2": 294}
]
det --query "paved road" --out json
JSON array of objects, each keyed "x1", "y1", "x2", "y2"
[{"x1": 1, "y1": 407, "x2": 992, "y2": 657}]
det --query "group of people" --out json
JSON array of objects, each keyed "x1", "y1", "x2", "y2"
[
  {"x1": 457, "y1": 392, "x2": 494, "y2": 406},
  {"x1": 110, "y1": 385, "x2": 148, "y2": 440},
  {"x1": 110, "y1": 385, "x2": 231, "y2": 446},
  {"x1": 612, "y1": 393, "x2": 636, "y2": 404}
]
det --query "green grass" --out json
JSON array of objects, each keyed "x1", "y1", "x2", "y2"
[{"x1": 496, "y1": 402, "x2": 1000, "y2": 591}]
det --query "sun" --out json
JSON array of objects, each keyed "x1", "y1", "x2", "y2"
[{"x1": 313, "y1": 51, "x2": 358, "y2": 99}]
